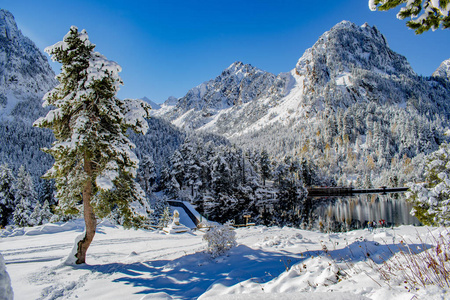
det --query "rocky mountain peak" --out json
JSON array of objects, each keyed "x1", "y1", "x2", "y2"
[
  {"x1": 226, "y1": 61, "x2": 245, "y2": 70},
  {"x1": 295, "y1": 21, "x2": 415, "y2": 84},
  {"x1": 140, "y1": 96, "x2": 161, "y2": 110},
  {"x1": 164, "y1": 96, "x2": 179, "y2": 106},
  {"x1": 432, "y1": 58, "x2": 450, "y2": 81},
  {"x1": 0, "y1": 9, "x2": 20, "y2": 41},
  {"x1": 165, "y1": 61, "x2": 276, "y2": 121},
  {"x1": 223, "y1": 60, "x2": 256, "y2": 71}
]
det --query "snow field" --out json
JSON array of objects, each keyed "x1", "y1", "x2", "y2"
[{"x1": 1, "y1": 221, "x2": 449, "y2": 299}]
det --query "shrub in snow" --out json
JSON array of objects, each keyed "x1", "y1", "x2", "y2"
[
  {"x1": 0, "y1": 253, "x2": 13, "y2": 300},
  {"x1": 203, "y1": 221, "x2": 236, "y2": 258},
  {"x1": 407, "y1": 143, "x2": 450, "y2": 226}
]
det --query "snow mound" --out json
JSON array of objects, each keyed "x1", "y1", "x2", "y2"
[
  {"x1": 0, "y1": 253, "x2": 13, "y2": 300},
  {"x1": 256, "y1": 233, "x2": 304, "y2": 248},
  {"x1": 199, "y1": 256, "x2": 364, "y2": 299},
  {"x1": 0, "y1": 219, "x2": 86, "y2": 237},
  {"x1": 0, "y1": 219, "x2": 119, "y2": 238}
]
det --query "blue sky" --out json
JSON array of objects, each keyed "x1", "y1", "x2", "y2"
[{"x1": 2, "y1": 0, "x2": 449, "y2": 103}]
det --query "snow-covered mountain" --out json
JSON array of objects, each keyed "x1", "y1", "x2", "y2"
[
  {"x1": 0, "y1": 9, "x2": 56, "y2": 121},
  {"x1": 154, "y1": 61, "x2": 277, "y2": 129},
  {"x1": 433, "y1": 58, "x2": 450, "y2": 81},
  {"x1": 140, "y1": 96, "x2": 161, "y2": 110},
  {"x1": 152, "y1": 20, "x2": 450, "y2": 189},
  {"x1": 155, "y1": 20, "x2": 450, "y2": 142}
]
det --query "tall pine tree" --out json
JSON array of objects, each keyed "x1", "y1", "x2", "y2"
[
  {"x1": 34, "y1": 27, "x2": 151, "y2": 264},
  {"x1": 0, "y1": 164, "x2": 15, "y2": 227},
  {"x1": 13, "y1": 166, "x2": 36, "y2": 227}
]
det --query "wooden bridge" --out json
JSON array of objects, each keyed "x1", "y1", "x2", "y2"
[{"x1": 307, "y1": 186, "x2": 409, "y2": 198}]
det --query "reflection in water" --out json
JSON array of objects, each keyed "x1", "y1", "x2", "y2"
[{"x1": 311, "y1": 194, "x2": 421, "y2": 231}]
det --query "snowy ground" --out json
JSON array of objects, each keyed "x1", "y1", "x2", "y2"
[{"x1": 1, "y1": 220, "x2": 449, "y2": 300}]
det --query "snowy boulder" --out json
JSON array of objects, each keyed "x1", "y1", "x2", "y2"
[{"x1": 0, "y1": 253, "x2": 13, "y2": 300}]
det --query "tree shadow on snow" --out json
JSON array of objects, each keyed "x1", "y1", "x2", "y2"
[
  {"x1": 81, "y1": 245, "x2": 305, "y2": 299},
  {"x1": 80, "y1": 240, "x2": 432, "y2": 300}
]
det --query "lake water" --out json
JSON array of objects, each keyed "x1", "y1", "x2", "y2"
[{"x1": 309, "y1": 194, "x2": 421, "y2": 231}]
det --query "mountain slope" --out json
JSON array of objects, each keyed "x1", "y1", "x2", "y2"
[
  {"x1": 0, "y1": 9, "x2": 56, "y2": 121},
  {"x1": 0, "y1": 9, "x2": 57, "y2": 181}
]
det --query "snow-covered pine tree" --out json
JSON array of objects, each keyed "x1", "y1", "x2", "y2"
[
  {"x1": 148, "y1": 195, "x2": 169, "y2": 226},
  {"x1": 29, "y1": 200, "x2": 53, "y2": 226},
  {"x1": 180, "y1": 138, "x2": 202, "y2": 197},
  {"x1": 158, "y1": 206, "x2": 171, "y2": 228},
  {"x1": 41, "y1": 200, "x2": 54, "y2": 224},
  {"x1": 36, "y1": 179, "x2": 56, "y2": 208},
  {"x1": 407, "y1": 142, "x2": 450, "y2": 226},
  {"x1": 137, "y1": 155, "x2": 157, "y2": 197},
  {"x1": 0, "y1": 164, "x2": 15, "y2": 227},
  {"x1": 33, "y1": 26, "x2": 151, "y2": 264},
  {"x1": 259, "y1": 149, "x2": 271, "y2": 186},
  {"x1": 369, "y1": 0, "x2": 450, "y2": 34},
  {"x1": 29, "y1": 201, "x2": 43, "y2": 226},
  {"x1": 12, "y1": 166, "x2": 36, "y2": 227},
  {"x1": 274, "y1": 157, "x2": 308, "y2": 226},
  {"x1": 170, "y1": 150, "x2": 185, "y2": 191}
]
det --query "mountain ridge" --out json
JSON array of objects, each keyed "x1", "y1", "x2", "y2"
[{"x1": 154, "y1": 20, "x2": 448, "y2": 139}]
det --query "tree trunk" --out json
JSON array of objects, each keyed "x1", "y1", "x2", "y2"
[{"x1": 76, "y1": 154, "x2": 97, "y2": 264}]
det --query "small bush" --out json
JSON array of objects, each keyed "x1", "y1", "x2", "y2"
[{"x1": 203, "y1": 222, "x2": 237, "y2": 258}]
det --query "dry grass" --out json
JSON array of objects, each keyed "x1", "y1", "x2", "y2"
[{"x1": 369, "y1": 230, "x2": 450, "y2": 291}]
